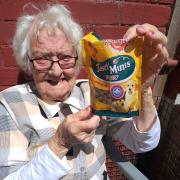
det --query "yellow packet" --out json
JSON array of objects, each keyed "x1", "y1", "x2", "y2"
[{"x1": 82, "y1": 32, "x2": 143, "y2": 118}]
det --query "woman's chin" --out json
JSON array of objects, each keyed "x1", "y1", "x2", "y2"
[
  {"x1": 39, "y1": 80, "x2": 74, "y2": 101},
  {"x1": 42, "y1": 88, "x2": 70, "y2": 102},
  {"x1": 48, "y1": 92, "x2": 70, "y2": 102}
]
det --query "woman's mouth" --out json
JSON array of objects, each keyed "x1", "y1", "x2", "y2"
[{"x1": 47, "y1": 78, "x2": 66, "y2": 85}]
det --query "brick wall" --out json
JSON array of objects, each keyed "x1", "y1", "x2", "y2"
[
  {"x1": 0, "y1": 0, "x2": 176, "y2": 179},
  {"x1": 0, "y1": 0, "x2": 175, "y2": 90}
]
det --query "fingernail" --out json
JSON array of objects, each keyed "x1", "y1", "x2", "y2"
[
  {"x1": 123, "y1": 36, "x2": 132, "y2": 43},
  {"x1": 138, "y1": 26, "x2": 144, "y2": 30},
  {"x1": 124, "y1": 36, "x2": 130, "y2": 42},
  {"x1": 85, "y1": 106, "x2": 92, "y2": 113},
  {"x1": 148, "y1": 31, "x2": 153, "y2": 36}
]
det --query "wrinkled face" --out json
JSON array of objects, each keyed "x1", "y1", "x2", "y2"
[{"x1": 30, "y1": 28, "x2": 77, "y2": 102}]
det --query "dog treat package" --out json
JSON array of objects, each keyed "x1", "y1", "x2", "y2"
[{"x1": 82, "y1": 32, "x2": 143, "y2": 118}]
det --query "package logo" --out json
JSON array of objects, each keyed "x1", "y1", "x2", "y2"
[{"x1": 91, "y1": 55, "x2": 136, "y2": 83}]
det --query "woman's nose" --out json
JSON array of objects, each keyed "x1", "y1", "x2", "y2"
[{"x1": 49, "y1": 61, "x2": 63, "y2": 77}]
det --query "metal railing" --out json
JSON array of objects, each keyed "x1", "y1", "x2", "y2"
[{"x1": 103, "y1": 135, "x2": 149, "y2": 180}]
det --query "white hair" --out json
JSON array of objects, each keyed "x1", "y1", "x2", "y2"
[{"x1": 13, "y1": 4, "x2": 83, "y2": 75}]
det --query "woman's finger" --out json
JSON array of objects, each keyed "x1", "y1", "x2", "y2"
[
  {"x1": 123, "y1": 24, "x2": 167, "y2": 46},
  {"x1": 123, "y1": 24, "x2": 140, "y2": 41},
  {"x1": 136, "y1": 24, "x2": 167, "y2": 46},
  {"x1": 80, "y1": 115, "x2": 101, "y2": 132},
  {"x1": 155, "y1": 44, "x2": 169, "y2": 67},
  {"x1": 147, "y1": 44, "x2": 169, "y2": 71},
  {"x1": 143, "y1": 30, "x2": 167, "y2": 47},
  {"x1": 81, "y1": 130, "x2": 96, "y2": 144}
]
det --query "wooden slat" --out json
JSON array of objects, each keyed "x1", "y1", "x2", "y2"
[{"x1": 167, "y1": 0, "x2": 180, "y2": 57}]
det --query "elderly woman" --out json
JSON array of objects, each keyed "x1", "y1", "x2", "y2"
[{"x1": 0, "y1": 4, "x2": 168, "y2": 180}]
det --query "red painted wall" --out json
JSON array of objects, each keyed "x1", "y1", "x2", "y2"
[{"x1": 0, "y1": 0, "x2": 175, "y2": 90}]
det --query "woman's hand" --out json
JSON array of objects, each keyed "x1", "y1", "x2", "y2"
[
  {"x1": 57, "y1": 106, "x2": 100, "y2": 145},
  {"x1": 124, "y1": 23, "x2": 169, "y2": 87},
  {"x1": 48, "y1": 106, "x2": 101, "y2": 158},
  {"x1": 123, "y1": 24, "x2": 169, "y2": 132}
]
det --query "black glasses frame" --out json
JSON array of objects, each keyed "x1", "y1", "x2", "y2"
[{"x1": 27, "y1": 53, "x2": 78, "y2": 71}]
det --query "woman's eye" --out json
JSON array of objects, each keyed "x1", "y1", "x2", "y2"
[
  {"x1": 41, "y1": 56, "x2": 50, "y2": 60},
  {"x1": 34, "y1": 56, "x2": 46, "y2": 60},
  {"x1": 59, "y1": 55, "x2": 69, "y2": 60}
]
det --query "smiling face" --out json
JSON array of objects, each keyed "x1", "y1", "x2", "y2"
[{"x1": 30, "y1": 28, "x2": 77, "y2": 102}]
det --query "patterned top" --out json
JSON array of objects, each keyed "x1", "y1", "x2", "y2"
[{"x1": 0, "y1": 80, "x2": 160, "y2": 179}]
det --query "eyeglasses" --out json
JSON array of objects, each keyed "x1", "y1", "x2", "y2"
[{"x1": 28, "y1": 53, "x2": 78, "y2": 72}]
